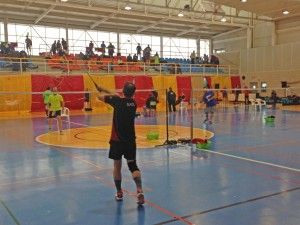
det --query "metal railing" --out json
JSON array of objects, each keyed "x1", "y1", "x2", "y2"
[{"x1": 0, "y1": 56, "x2": 239, "y2": 76}]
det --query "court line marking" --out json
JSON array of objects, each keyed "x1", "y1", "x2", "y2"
[
  {"x1": 171, "y1": 144, "x2": 300, "y2": 173},
  {"x1": 49, "y1": 147, "x2": 195, "y2": 225},
  {"x1": 154, "y1": 186, "x2": 300, "y2": 225},
  {"x1": 0, "y1": 197, "x2": 21, "y2": 225},
  {"x1": 197, "y1": 147, "x2": 300, "y2": 173}
]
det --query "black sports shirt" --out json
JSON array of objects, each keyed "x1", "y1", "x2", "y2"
[{"x1": 105, "y1": 95, "x2": 137, "y2": 142}]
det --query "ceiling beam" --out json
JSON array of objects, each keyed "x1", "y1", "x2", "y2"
[
  {"x1": 34, "y1": 4, "x2": 56, "y2": 24},
  {"x1": 90, "y1": 13, "x2": 116, "y2": 29},
  {"x1": 137, "y1": 17, "x2": 169, "y2": 33}
]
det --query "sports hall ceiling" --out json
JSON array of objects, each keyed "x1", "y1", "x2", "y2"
[{"x1": 0, "y1": 0, "x2": 299, "y2": 39}]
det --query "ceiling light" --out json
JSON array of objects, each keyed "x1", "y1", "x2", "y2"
[
  {"x1": 61, "y1": 0, "x2": 68, "y2": 2},
  {"x1": 240, "y1": 0, "x2": 247, "y2": 2},
  {"x1": 221, "y1": 17, "x2": 227, "y2": 22},
  {"x1": 178, "y1": 11, "x2": 184, "y2": 17},
  {"x1": 282, "y1": 10, "x2": 290, "y2": 15},
  {"x1": 124, "y1": 5, "x2": 132, "y2": 10}
]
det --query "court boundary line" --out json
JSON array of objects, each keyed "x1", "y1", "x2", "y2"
[
  {"x1": 0, "y1": 197, "x2": 21, "y2": 225},
  {"x1": 154, "y1": 186, "x2": 300, "y2": 225},
  {"x1": 195, "y1": 147, "x2": 300, "y2": 173}
]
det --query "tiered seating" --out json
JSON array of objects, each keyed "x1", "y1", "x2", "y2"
[
  {"x1": 46, "y1": 54, "x2": 143, "y2": 72},
  {"x1": 160, "y1": 57, "x2": 224, "y2": 74}
]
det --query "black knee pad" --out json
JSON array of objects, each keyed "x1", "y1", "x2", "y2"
[{"x1": 127, "y1": 160, "x2": 139, "y2": 173}]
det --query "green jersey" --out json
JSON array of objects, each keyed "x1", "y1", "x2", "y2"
[
  {"x1": 48, "y1": 94, "x2": 63, "y2": 111},
  {"x1": 43, "y1": 90, "x2": 52, "y2": 104}
]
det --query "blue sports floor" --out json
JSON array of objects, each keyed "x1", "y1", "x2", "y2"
[{"x1": 0, "y1": 106, "x2": 299, "y2": 225}]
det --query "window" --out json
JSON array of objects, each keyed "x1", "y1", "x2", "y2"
[
  {"x1": 163, "y1": 37, "x2": 197, "y2": 59},
  {"x1": 119, "y1": 34, "x2": 160, "y2": 56},
  {"x1": 200, "y1": 39, "x2": 210, "y2": 56},
  {"x1": 68, "y1": 29, "x2": 117, "y2": 54},
  {"x1": 0, "y1": 22, "x2": 4, "y2": 41},
  {"x1": 7, "y1": 23, "x2": 66, "y2": 55}
]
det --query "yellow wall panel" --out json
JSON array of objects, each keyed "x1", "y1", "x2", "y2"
[
  {"x1": 0, "y1": 74, "x2": 31, "y2": 112},
  {"x1": 83, "y1": 74, "x2": 116, "y2": 112}
]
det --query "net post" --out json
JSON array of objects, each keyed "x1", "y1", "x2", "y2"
[{"x1": 190, "y1": 88, "x2": 193, "y2": 141}]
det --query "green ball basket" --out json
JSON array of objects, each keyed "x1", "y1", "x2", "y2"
[
  {"x1": 264, "y1": 116, "x2": 275, "y2": 123},
  {"x1": 147, "y1": 132, "x2": 159, "y2": 140},
  {"x1": 196, "y1": 140, "x2": 212, "y2": 149}
]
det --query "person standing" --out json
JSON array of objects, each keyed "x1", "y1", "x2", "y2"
[
  {"x1": 167, "y1": 87, "x2": 176, "y2": 112},
  {"x1": 190, "y1": 51, "x2": 196, "y2": 64},
  {"x1": 107, "y1": 42, "x2": 115, "y2": 58},
  {"x1": 136, "y1": 43, "x2": 142, "y2": 60},
  {"x1": 48, "y1": 87, "x2": 64, "y2": 134},
  {"x1": 100, "y1": 41, "x2": 106, "y2": 55},
  {"x1": 97, "y1": 82, "x2": 144, "y2": 205},
  {"x1": 25, "y1": 34, "x2": 32, "y2": 56},
  {"x1": 271, "y1": 90, "x2": 277, "y2": 109},
  {"x1": 43, "y1": 87, "x2": 52, "y2": 117},
  {"x1": 202, "y1": 86, "x2": 217, "y2": 124}
]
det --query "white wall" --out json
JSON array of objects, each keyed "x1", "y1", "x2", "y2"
[{"x1": 212, "y1": 16, "x2": 300, "y2": 94}]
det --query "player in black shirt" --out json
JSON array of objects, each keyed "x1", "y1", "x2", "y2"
[{"x1": 98, "y1": 82, "x2": 144, "y2": 205}]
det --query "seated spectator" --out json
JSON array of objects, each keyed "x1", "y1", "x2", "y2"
[
  {"x1": 203, "y1": 54, "x2": 209, "y2": 64},
  {"x1": 127, "y1": 54, "x2": 133, "y2": 62},
  {"x1": 154, "y1": 52, "x2": 160, "y2": 65},
  {"x1": 210, "y1": 55, "x2": 219, "y2": 65},
  {"x1": 144, "y1": 92, "x2": 158, "y2": 116},
  {"x1": 133, "y1": 54, "x2": 138, "y2": 62},
  {"x1": 117, "y1": 56, "x2": 123, "y2": 65}
]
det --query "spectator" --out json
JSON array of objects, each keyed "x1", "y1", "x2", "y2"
[
  {"x1": 56, "y1": 40, "x2": 62, "y2": 52},
  {"x1": 190, "y1": 51, "x2": 196, "y2": 64},
  {"x1": 133, "y1": 54, "x2": 138, "y2": 62},
  {"x1": 117, "y1": 56, "x2": 123, "y2": 65},
  {"x1": 210, "y1": 55, "x2": 219, "y2": 65},
  {"x1": 244, "y1": 86, "x2": 250, "y2": 105},
  {"x1": 136, "y1": 43, "x2": 142, "y2": 60},
  {"x1": 143, "y1": 45, "x2": 151, "y2": 63},
  {"x1": 167, "y1": 87, "x2": 176, "y2": 112},
  {"x1": 203, "y1": 54, "x2": 209, "y2": 64},
  {"x1": 154, "y1": 52, "x2": 160, "y2": 65},
  {"x1": 127, "y1": 54, "x2": 133, "y2": 62},
  {"x1": 61, "y1": 38, "x2": 68, "y2": 52},
  {"x1": 221, "y1": 87, "x2": 228, "y2": 106},
  {"x1": 25, "y1": 34, "x2": 32, "y2": 56},
  {"x1": 107, "y1": 42, "x2": 115, "y2": 58},
  {"x1": 100, "y1": 41, "x2": 106, "y2": 55},
  {"x1": 144, "y1": 92, "x2": 158, "y2": 116},
  {"x1": 271, "y1": 90, "x2": 277, "y2": 109},
  {"x1": 50, "y1": 41, "x2": 57, "y2": 55},
  {"x1": 89, "y1": 41, "x2": 94, "y2": 51}
]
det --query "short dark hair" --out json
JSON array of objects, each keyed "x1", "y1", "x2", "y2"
[{"x1": 123, "y1": 82, "x2": 136, "y2": 98}]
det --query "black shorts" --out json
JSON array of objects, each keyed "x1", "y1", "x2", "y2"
[
  {"x1": 109, "y1": 140, "x2": 136, "y2": 160},
  {"x1": 49, "y1": 110, "x2": 61, "y2": 118}
]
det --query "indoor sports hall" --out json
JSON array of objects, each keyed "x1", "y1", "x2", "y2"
[{"x1": 0, "y1": 1, "x2": 300, "y2": 225}]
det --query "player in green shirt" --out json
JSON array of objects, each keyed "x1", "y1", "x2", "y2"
[
  {"x1": 48, "y1": 87, "x2": 64, "y2": 134},
  {"x1": 43, "y1": 87, "x2": 52, "y2": 117}
]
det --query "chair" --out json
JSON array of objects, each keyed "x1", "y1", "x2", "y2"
[
  {"x1": 238, "y1": 93, "x2": 245, "y2": 104},
  {"x1": 60, "y1": 107, "x2": 70, "y2": 129},
  {"x1": 255, "y1": 99, "x2": 266, "y2": 109},
  {"x1": 179, "y1": 101, "x2": 188, "y2": 115}
]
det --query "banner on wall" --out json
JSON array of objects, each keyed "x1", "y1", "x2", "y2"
[{"x1": 31, "y1": 75, "x2": 84, "y2": 111}]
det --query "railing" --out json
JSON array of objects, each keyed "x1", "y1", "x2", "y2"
[{"x1": 0, "y1": 57, "x2": 239, "y2": 76}]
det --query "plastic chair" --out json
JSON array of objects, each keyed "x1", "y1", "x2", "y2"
[
  {"x1": 179, "y1": 101, "x2": 188, "y2": 115},
  {"x1": 255, "y1": 99, "x2": 266, "y2": 109},
  {"x1": 60, "y1": 107, "x2": 70, "y2": 129}
]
